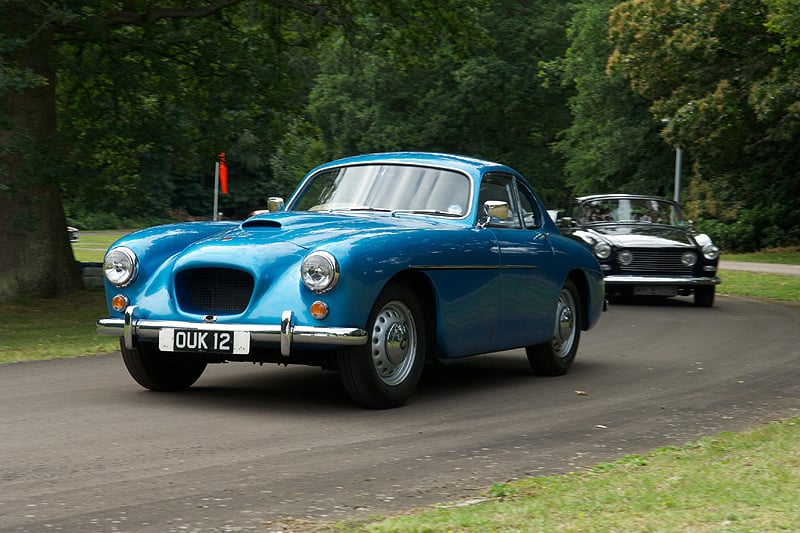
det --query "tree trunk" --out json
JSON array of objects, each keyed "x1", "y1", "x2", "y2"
[{"x1": 0, "y1": 18, "x2": 82, "y2": 303}]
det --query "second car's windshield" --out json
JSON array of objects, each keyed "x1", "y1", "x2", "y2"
[
  {"x1": 289, "y1": 164, "x2": 471, "y2": 216},
  {"x1": 578, "y1": 198, "x2": 683, "y2": 226}
]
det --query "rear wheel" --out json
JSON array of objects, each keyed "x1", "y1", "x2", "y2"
[
  {"x1": 120, "y1": 340, "x2": 207, "y2": 391},
  {"x1": 694, "y1": 286, "x2": 715, "y2": 307},
  {"x1": 338, "y1": 285, "x2": 426, "y2": 409},
  {"x1": 527, "y1": 279, "x2": 581, "y2": 376}
]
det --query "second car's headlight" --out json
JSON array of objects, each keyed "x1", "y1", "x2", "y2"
[
  {"x1": 301, "y1": 251, "x2": 339, "y2": 293},
  {"x1": 703, "y1": 244, "x2": 720, "y2": 261},
  {"x1": 103, "y1": 247, "x2": 138, "y2": 287},
  {"x1": 593, "y1": 242, "x2": 612, "y2": 260}
]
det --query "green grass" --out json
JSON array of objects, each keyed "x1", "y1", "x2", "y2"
[
  {"x1": 71, "y1": 231, "x2": 131, "y2": 262},
  {"x1": 718, "y1": 270, "x2": 800, "y2": 301},
  {"x1": 724, "y1": 247, "x2": 800, "y2": 265},
  {"x1": 0, "y1": 289, "x2": 118, "y2": 363},
  {"x1": 329, "y1": 418, "x2": 800, "y2": 532}
]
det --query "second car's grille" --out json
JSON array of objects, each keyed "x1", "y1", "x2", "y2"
[
  {"x1": 176, "y1": 268, "x2": 254, "y2": 314},
  {"x1": 619, "y1": 249, "x2": 693, "y2": 274}
]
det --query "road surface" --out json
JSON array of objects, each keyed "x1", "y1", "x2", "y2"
[{"x1": 1, "y1": 295, "x2": 798, "y2": 532}]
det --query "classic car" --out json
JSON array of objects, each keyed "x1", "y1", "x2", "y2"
[
  {"x1": 97, "y1": 152, "x2": 605, "y2": 408},
  {"x1": 558, "y1": 194, "x2": 720, "y2": 307}
]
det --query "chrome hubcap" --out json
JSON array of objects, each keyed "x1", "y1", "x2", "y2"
[
  {"x1": 553, "y1": 289, "x2": 577, "y2": 358},
  {"x1": 371, "y1": 301, "x2": 417, "y2": 386}
]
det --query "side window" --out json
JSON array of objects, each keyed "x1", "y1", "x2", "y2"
[
  {"x1": 516, "y1": 184, "x2": 542, "y2": 229},
  {"x1": 478, "y1": 173, "x2": 521, "y2": 229}
]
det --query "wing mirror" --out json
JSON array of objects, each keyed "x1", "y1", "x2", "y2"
[
  {"x1": 478, "y1": 200, "x2": 509, "y2": 227},
  {"x1": 267, "y1": 197, "x2": 284, "y2": 212}
]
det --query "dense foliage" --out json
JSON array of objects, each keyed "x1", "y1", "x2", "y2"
[{"x1": 2, "y1": 0, "x2": 800, "y2": 299}]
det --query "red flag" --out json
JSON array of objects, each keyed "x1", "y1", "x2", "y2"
[{"x1": 219, "y1": 152, "x2": 229, "y2": 194}]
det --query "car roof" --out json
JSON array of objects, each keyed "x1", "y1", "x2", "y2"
[
  {"x1": 576, "y1": 193, "x2": 676, "y2": 203},
  {"x1": 308, "y1": 151, "x2": 515, "y2": 177}
]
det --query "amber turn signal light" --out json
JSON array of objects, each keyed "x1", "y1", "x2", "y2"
[
  {"x1": 111, "y1": 294, "x2": 129, "y2": 312},
  {"x1": 310, "y1": 300, "x2": 329, "y2": 320}
]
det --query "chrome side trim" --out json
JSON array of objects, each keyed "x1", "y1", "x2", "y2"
[
  {"x1": 97, "y1": 306, "x2": 368, "y2": 355},
  {"x1": 604, "y1": 275, "x2": 721, "y2": 286}
]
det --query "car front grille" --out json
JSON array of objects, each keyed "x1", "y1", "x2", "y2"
[
  {"x1": 618, "y1": 249, "x2": 694, "y2": 274},
  {"x1": 176, "y1": 268, "x2": 254, "y2": 314}
]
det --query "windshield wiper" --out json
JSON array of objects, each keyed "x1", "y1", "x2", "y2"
[
  {"x1": 391, "y1": 209, "x2": 462, "y2": 217},
  {"x1": 328, "y1": 206, "x2": 393, "y2": 213}
]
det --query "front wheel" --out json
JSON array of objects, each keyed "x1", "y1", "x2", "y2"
[
  {"x1": 338, "y1": 285, "x2": 427, "y2": 409},
  {"x1": 120, "y1": 340, "x2": 207, "y2": 391},
  {"x1": 526, "y1": 279, "x2": 581, "y2": 376},
  {"x1": 694, "y1": 286, "x2": 715, "y2": 307}
]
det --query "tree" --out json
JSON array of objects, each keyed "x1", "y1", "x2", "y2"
[
  {"x1": 0, "y1": 0, "x2": 346, "y2": 302},
  {"x1": 607, "y1": 0, "x2": 800, "y2": 248},
  {"x1": 304, "y1": 0, "x2": 577, "y2": 205},
  {"x1": 549, "y1": 0, "x2": 676, "y2": 198}
]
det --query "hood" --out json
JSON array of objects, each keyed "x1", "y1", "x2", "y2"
[
  {"x1": 171, "y1": 211, "x2": 449, "y2": 271},
  {"x1": 240, "y1": 211, "x2": 449, "y2": 247},
  {"x1": 583, "y1": 224, "x2": 697, "y2": 248}
]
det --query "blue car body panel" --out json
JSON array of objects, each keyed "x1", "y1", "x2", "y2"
[{"x1": 99, "y1": 152, "x2": 604, "y2": 362}]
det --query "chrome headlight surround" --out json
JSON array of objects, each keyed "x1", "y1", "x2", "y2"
[
  {"x1": 681, "y1": 251, "x2": 698, "y2": 267},
  {"x1": 702, "y1": 244, "x2": 720, "y2": 261},
  {"x1": 617, "y1": 250, "x2": 634, "y2": 266},
  {"x1": 103, "y1": 247, "x2": 139, "y2": 287},
  {"x1": 593, "y1": 242, "x2": 612, "y2": 260},
  {"x1": 301, "y1": 251, "x2": 340, "y2": 294}
]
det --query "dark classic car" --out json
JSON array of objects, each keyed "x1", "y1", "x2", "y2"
[
  {"x1": 97, "y1": 152, "x2": 605, "y2": 408},
  {"x1": 558, "y1": 194, "x2": 720, "y2": 307}
]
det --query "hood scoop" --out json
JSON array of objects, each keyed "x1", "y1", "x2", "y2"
[{"x1": 241, "y1": 219, "x2": 282, "y2": 229}]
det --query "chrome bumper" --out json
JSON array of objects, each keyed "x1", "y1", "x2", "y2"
[
  {"x1": 97, "y1": 305, "x2": 368, "y2": 356},
  {"x1": 604, "y1": 275, "x2": 721, "y2": 286}
]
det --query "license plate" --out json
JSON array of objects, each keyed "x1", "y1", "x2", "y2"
[
  {"x1": 633, "y1": 286, "x2": 677, "y2": 296},
  {"x1": 158, "y1": 329, "x2": 250, "y2": 354}
]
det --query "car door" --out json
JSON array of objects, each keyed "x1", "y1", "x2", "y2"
[{"x1": 479, "y1": 173, "x2": 557, "y2": 349}]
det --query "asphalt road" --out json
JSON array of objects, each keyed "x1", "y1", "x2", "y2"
[{"x1": 1, "y1": 296, "x2": 799, "y2": 532}]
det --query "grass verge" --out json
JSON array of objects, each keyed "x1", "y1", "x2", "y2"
[
  {"x1": 724, "y1": 247, "x2": 800, "y2": 264},
  {"x1": 0, "y1": 289, "x2": 119, "y2": 364},
  {"x1": 71, "y1": 231, "x2": 130, "y2": 262},
  {"x1": 718, "y1": 270, "x2": 800, "y2": 301},
  {"x1": 330, "y1": 418, "x2": 800, "y2": 532}
]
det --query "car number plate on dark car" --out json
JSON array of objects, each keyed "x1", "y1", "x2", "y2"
[
  {"x1": 158, "y1": 328, "x2": 250, "y2": 354},
  {"x1": 633, "y1": 286, "x2": 678, "y2": 296}
]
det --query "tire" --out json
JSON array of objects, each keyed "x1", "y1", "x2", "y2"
[
  {"x1": 694, "y1": 286, "x2": 715, "y2": 307},
  {"x1": 120, "y1": 339, "x2": 207, "y2": 391},
  {"x1": 338, "y1": 285, "x2": 427, "y2": 409},
  {"x1": 526, "y1": 279, "x2": 581, "y2": 376}
]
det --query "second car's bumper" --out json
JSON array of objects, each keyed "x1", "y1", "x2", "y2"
[
  {"x1": 97, "y1": 305, "x2": 368, "y2": 356},
  {"x1": 604, "y1": 275, "x2": 721, "y2": 286}
]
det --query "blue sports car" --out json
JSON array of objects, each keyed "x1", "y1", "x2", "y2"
[{"x1": 97, "y1": 152, "x2": 605, "y2": 408}]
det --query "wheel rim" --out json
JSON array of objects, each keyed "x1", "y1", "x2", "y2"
[
  {"x1": 370, "y1": 300, "x2": 418, "y2": 386},
  {"x1": 552, "y1": 287, "x2": 577, "y2": 359}
]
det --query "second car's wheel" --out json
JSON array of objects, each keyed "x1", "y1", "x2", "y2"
[
  {"x1": 338, "y1": 284, "x2": 427, "y2": 409},
  {"x1": 120, "y1": 340, "x2": 207, "y2": 391},
  {"x1": 526, "y1": 279, "x2": 581, "y2": 376},
  {"x1": 694, "y1": 285, "x2": 715, "y2": 307}
]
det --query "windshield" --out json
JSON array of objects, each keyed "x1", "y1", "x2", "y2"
[
  {"x1": 578, "y1": 197, "x2": 683, "y2": 226},
  {"x1": 289, "y1": 164, "x2": 471, "y2": 216}
]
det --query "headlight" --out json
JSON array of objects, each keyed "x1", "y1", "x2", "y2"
[
  {"x1": 593, "y1": 242, "x2": 612, "y2": 260},
  {"x1": 103, "y1": 247, "x2": 138, "y2": 287},
  {"x1": 681, "y1": 251, "x2": 698, "y2": 266},
  {"x1": 301, "y1": 251, "x2": 339, "y2": 293},
  {"x1": 703, "y1": 244, "x2": 720, "y2": 261},
  {"x1": 617, "y1": 250, "x2": 634, "y2": 266}
]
